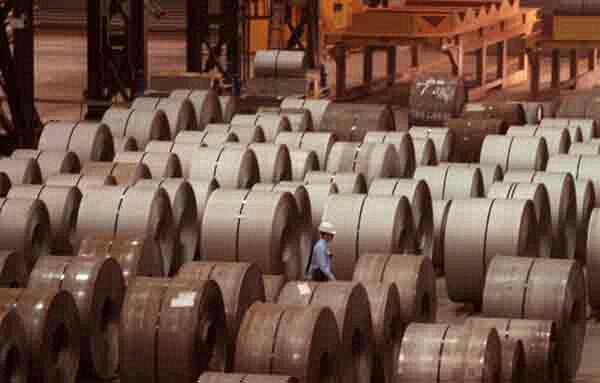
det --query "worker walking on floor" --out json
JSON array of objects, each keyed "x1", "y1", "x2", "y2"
[{"x1": 306, "y1": 221, "x2": 336, "y2": 281}]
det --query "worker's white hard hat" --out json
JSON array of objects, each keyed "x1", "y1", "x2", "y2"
[{"x1": 319, "y1": 221, "x2": 336, "y2": 235}]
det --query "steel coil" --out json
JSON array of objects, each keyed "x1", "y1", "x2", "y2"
[
  {"x1": 480, "y1": 135, "x2": 548, "y2": 171},
  {"x1": 0, "y1": 172, "x2": 9, "y2": 197},
  {"x1": 0, "y1": 158, "x2": 42, "y2": 185},
  {"x1": 199, "y1": 373, "x2": 297, "y2": 383},
  {"x1": 287, "y1": 150, "x2": 319, "y2": 181},
  {"x1": 482, "y1": 256, "x2": 586, "y2": 381},
  {"x1": 369, "y1": 178, "x2": 434, "y2": 259},
  {"x1": 507, "y1": 125, "x2": 571, "y2": 155},
  {"x1": 219, "y1": 96, "x2": 240, "y2": 123},
  {"x1": 587, "y1": 208, "x2": 600, "y2": 310},
  {"x1": 81, "y1": 161, "x2": 151, "y2": 186},
  {"x1": 45, "y1": 173, "x2": 116, "y2": 191},
  {"x1": 322, "y1": 195, "x2": 416, "y2": 280},
  {"x1": 448, "y1": 118, "x2": 508, "y2": 162},
  {"x1": 414, "y1": 165, "x2": 484, "y2": 199},
  {"x1": 412, "y1": 138, "x2": 438, "y2": 166},
  {"x1": 120, "y1": 277, "x2": 227, "y2": 383},
  {"x1": 0, "y1": 198, "x2": 51, "y2": 271},
  {"x1": 234, "y1": 302, "x2": 341, "y2": 383},
  {"x1": 248, "y1": 143, "x2": 292, "y2": 183},
  {"x1": 0, "y1": 287, "x2": 81, "y2": 383},
  {"x1": 231, "y1": 114, "x2": 291, "y2": 142},
  {"x1": 276, "y1": 131, "x2": 335, "y2": 169},
  {"x1": 0, "y1": 306, "x2": 30, "y2": 383},
  {"x1": 409, "y1": 74, "x2": 466, "y2": 125},
  {"x1": 8, "y1": 185, "x2": 82, "y2": 253},
  {"x1": 539, "y1": 118, "x2": 585, "y2": 143},
  {"x1": 28, "y1": 256, "x2": 124, "y2": 379},
  {"x1": 262, "y1": 274, "x2": 287, "y2": 302},
  {"x1": 38, "y1": 121, "x2": 115, "y2": 162},
  {"x1": 188, "y1": 146, "x2": 259, "y2": 188},
  {"x1": 570, "y1": 119, "x2": 599, "y2": 140},
  {"x1": 304, "y1": 171, "x2": 367, "y2": 194},
  {"x1": 327, "y1": 143, "x2": 400, "y2": 186},
  {"x1": 557, "y1": 94, "x2": 589, "y2": 118},
  {"x1": 170, "y1": 89, "x2": 223, "y2": 130},
  {"x1": 431, "y1": 200, "x2": 452, "y2": 271},
  {"x1": 258, "y1": 107, "x2": 314, "y2": 132},
  {"x1": 569, "y1": 141, "x2": 600, "y2": 155},
  {"x1": 321, "y1": 103, "x2": 394, "y2": 142},
  {"x1": 409, "y1": 127, "x2": 455, "y2": 162},
  {"x1": 78, "y1": 236, "x2": 163, "y2": 285},
  {"x1": 209, "y1": 123, "x2": 266, "y2": 144},
  {"x1": 204, "y1": 131, "x2": 239, "y2": 147},
  {"x1": 0, "y1": 250, "x2": 27, "y2": 287},
  {"x1": 547, "y1": 154, "x2": 600, "y2": 210},
  {"x1": 280, "y1": 98, "x2": 331, "y2": 132},
  {"x1": 302, "y1": 183, "x2": 338, "y2": 239},
  {"x1": 277, "y1": 281, "x2": 374, "y2": 383},
  {"x1": 254, "y1": 50, "x2": 308, "y2": 78},
  {"x1": 517, "y1": 102, "x2": 545, "y2": 124},
  {"x1": 112, "y1": 136, "x2": 138, "y2": 152},
  {"x1": 101, "y1": 107, "x2": 171, "y2": 148},
  {"x1": 114, "y1": 151, "x2": 182, "y2": 178},
  {"x1": 462, "y1": 102, "x2": 527, "y2": 126},
  {"x1": 174, "y1": 130, "x2": 209, "y2": 144},
  {"x1": 445, "y1": 162, "x2": 504, "y2": 195},
  {"x1": 131, "y1": 96, "x2": 197, "y2": 136},
  {"x1": 201, "y1": 189, "x2": 301, "y2": 279},
  {"x1": 363, "y1": 131, "x2": 416, "y2": 177},
  {"x1": 11, "y1": 150, "x2": 81, "y2": 181},
  {"x1": 75, "y1": 185, "x2": 176, "y2": 275},
  {"x1": 444, "y1": 199, "x2": 540, "y2": 305},
  {"x1": 144, "y1": 141, "x2": 192, "y2": 176}
]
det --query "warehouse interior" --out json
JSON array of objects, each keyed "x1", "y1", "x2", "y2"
[{"x1": 2, "y1": 0, "x2": 600, "y2": 383}]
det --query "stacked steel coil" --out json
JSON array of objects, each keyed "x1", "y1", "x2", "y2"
[
  {"x1": 412, "y1": 137, "x2": 438, "y2": 166},
  {"x1": 409, "y1": 74, "x2": 466, "y2": 126},
  {"x1": 304, "y1": 171, "x2": 367, "y2": 194},
  {"x1": 275, "y1": 131, "x2": 336, "y2": 169},
  {"x1": 81, "y1": 161, "x2": 151, "y2": 186},
  {"x1": 320, "y1": 103, "x2": 395, "y2": 142},
  {"x1": 38, "y1": 121, "x2": 115, "y2": 162},
  {"x1": 114, "y1": 151, "x2": 183, "y2": 178},
  {"x1": 0, "y1": 250, "x2": 28, "y2": 287},
  {"x1": 547, "y1": 154, "x2": 600, "y2": 210},
  {"x1": 112, "y1": 136, "x2": 138, "y2": 152},
  {"x1": 540, "y1": 118, "x2": 592, "y2": 142},
  {"x1": 0, "y1": 158, "x2": 42, "y2": 185},
  {"x1": 11, "y1": 150, "x2": 81, "y2": 181},
  {"x1": 170, "y1": 89, "x2": 223, "y2": 130},
  {"x1": 409, "y1": 127, "x2": 455, "y2": 162},
  {"x1": 102, "y1": 107, "x2": 171, "y2": 147},
  {"x1": 414, "y1": 165, "x2": 484, "y2": 199},
  {"x1": 480, "y1": 135, "x2": 549, "y2": 171},
  {"x1": 462, "y1": 102, "x2": 527, "y2": 126},
  {"x1": 447, "y1": 118, "x2": 508, "y2": 162},
  {"x1": 326, "y1": 143, "x2": 400, "y2": 186},
  {"x1": 231, "y1": 114, "x2": 292, "y2": 142},
  {"x1": 131, "y1": 96, "x2": 197, "y2": 136},
  {"x1": 506, "y1": 125, "x2": 571, "y2": 155},
  {"x1": 257, "y1": 107, "x2": 314, "y2": 132}
]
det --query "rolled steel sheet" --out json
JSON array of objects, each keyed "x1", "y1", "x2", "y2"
[
  {"x1": 102, "y1": 107, "x2": 171, "y2": 148},
  {"x1": 482, "y1": 257, "x2": 586, "y2": 382},
  {"x1": 0, "y1": 158, "x2": 42, "y2": 185},
  {"x1": 254, "y1": 50, "x2": 308, "y2": 78},
  {"x1": 447, "y1": 162, "x2": 504, "y2": 195},
  {"x1": 408, "y1": 74, "x2": 466, "y2": 126},
  {"x1": 227, "y1": 124, "x2": 266, "y2": 144},
  {"x1": 0, "y1": 287, "x2": 81, "y2": 383},
  {"x1": 409, "y1": 127, "x2": 455, "y2": 162},
  {"x1": 232, "y1": 114, "x2": 291, "y2": 142},
  {"x1": 279, "y1": 99, "x2": 330, "y2": 132},
  {"x1": 321, "y1": 103, "x2": 394, "y2": 142},
  {"x1": 448, "y1": 118, "x2": 508, "y2": 162},
  {"x1": 518, "y1": 102, "x2": 545, "y2": 124},
  {"x1": 234, "y1": 303, "x2": 341, "y2": 383},
  {"x1": 82, "y1": 161, "x2": 151, "y2": 186},
  {"x1": 431, "y1": 200, "x2": 452, "y2": 271},
  {"x1": 8, "y1": 185, "x2": 82, "y2": 253},
  {"x1": 587, "y1": 209, "x2": 600, "y2": 310},
  {"x1": 28, "y1": 256, "x2": 125, "y2": 379},
  {"x1": 462, "y1": 326, "x2": 502, "y2": 383},
  {"x1": 114, "y1": 151, "x2": 182, "y2": 178},
  {"x1": 75, "y1": 186, "x2": 176, "y2": 276},
  {"x1": 198, "y1": 373, "x2": 298, "y2": 383},
  {"x1": 413, "y1": 165, "x2": 484, "y2": 199},
  {"x1": 203, "y1": 131, "x2": 239, "y2": 147},
  {"x1": 263, "y1": 274, "x2": 287, "y2": 302},
  {"x1": 0, "y1": 307, "x2": 30, "y2": 383},
  {"x1": 11, "y1": 149, "x2": 81, "y2": 181},
  {"x1": 175, "y1": 261, "x2": 265, "y2": 370},
  {"x1": 276, "y1": 131, "x2": 335, "y2": 169},
  {"x1": 0, "y1": 250, "x2": 27, "y2": 287},
  {"x1": 174, "y1": 130, "x2": 209, "y2": 145},
  {"x1": 480, "y1": 135, "x2": 548, "y2": 171},
  {"x1": 305, "y1": 171, "x2": 367, "y2": 194},
  {"x1": 364, "y1": 131, "x2": 416, "y2": 177},
  {"x1": 327, "y1": 143, "x2": 399, "y2": 186},
  {"x1": 112, "y1": 136, "x2": 138, "y2": 152},
  {"x1": 396, "y1": 323, "x2": 449, "y2": 382},
  {"x1": 38, "y1": 121, "x2": 115, "y2": 162},
  {"x1": 462, "y1": 102, "x2": 526, "y2": 126},
  {"x1": 570, "y1": 119, "x2": 598, "y2": 140},
  {"x1": 569, "y1": 141, "x2": 600, "y2": 154},
  {"x1": 444, "y1": 199, "x2": 539, "y2": 305},
  {"x1": 277, "y1": 282, "x2": 374, "y2": 383},
  {"x1": 132, "y1": 97, "x2": 197, "y2": 136},
  {"x1": 412, "y1": 137, "x2": 438, "y2": 166},
  {"x1": 503, "y1": 338, "x2": 526, "y2": 383},
  {"x1": 219, "y1": 96, "x2": 240, "y2": 123},
  {"x1": 189, "y1": 147, "x2": 259, "y2": 188},
  {"x1": 259, "y1": 107, "x2": 314, "y2": 132},
  {"x1": 249, "y1": 143, "x2": 292, "y2": 183},
  {"x1": 288, "y1": 150, "x2": 319, "y2": 181},
  {"x1": 144, "y1": 141, "x2": 194, "y2": 177},
  {"x1": 0, "y1": 198, "x2": 51, "y2": 271},
  {"x1": 507, "y1": 125, "x2": 571, "y2": 155},
  {"x1": 0, "y1": 172, "x2": 9, "y2": 197},
  {"x1": 170, "y1": 89, "x2": 223, "y2": 130},
  {"x1": 558, "y1": 93, "x2": 590, "y2": 117},
  {"x1": 45, "y1": 173, "x2": 117, "y2": 191},
  {"x1": 78, "y1": 236, "x2": 164, "y2": 285},
  {"x1": 574, "y1": 155, "x2": 600, "y2": 207},
  {"x1": 353, "y1": 253, "x2": 436, "y2": 323},
  {"x1": 302, "y1": 183, "x2": 338, "y2": 239},
  {"x1": 120, "y1": 277, "x2": 227, "y2": 383}
]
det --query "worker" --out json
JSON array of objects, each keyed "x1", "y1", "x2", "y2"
[{"x1": 306, "y1": 221, "x2": 336, "y2": 281}]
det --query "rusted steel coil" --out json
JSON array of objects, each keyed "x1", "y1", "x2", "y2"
[
  {"x1": 0, "y1": 308, "x2": 30, "y2": 383},
  {"x1": 281, "y1": 98, "x2": 331, "y2": 132},
  {"x1": 411, "y1": 137, "x2": 438, "y2": 166},
  {"x1": 258, "y1": 107, "x2": 314, "y2": 132},
  {"x1": 120, "y1": 277, "x2": 227, "y2": 383},
  {"x1": 539, "y1": 118, "x2": 588, "y2": 143},
  {"x1": 569, "y1": 141, "x2": 600, "y2": 155},
  {"x1": 353, "y1": 253, "x2": 436, "y2": 322},
  {"x1": 0, "y1": 250, "x2": 27, "y2": 287},
  {"x1": 507, "y1": 125, "x2": 571, "y2": 155},
  {"x1": 201, "y1": 189, "x2": 301, "y2": 279},
  {"x1": 447, "y1": 118, "x2": 508, "y2": 162},
  {"x1": 28, "y1": 256, "x2": 125, "y2": 379},
  {"x1": 301, "y1": 183, "x2": 338, "y2": 239},
  {"x1": 187, "y1": 146, "x2": 260, "y2": 188},
  {"x1": 81, "y1": 161, "x2": 151, "y2": 186},
  {"x1": 0, "y1": 158, "x2": 42, "y2": 185},
  {"x1": 101, "y1": 107, "x2": 171, "y2": 148},
  {"x1": 431, "y1": 200, "x2": 452, "y2": 272},
  {"x1": 132, "y1": 179, "x2": 199, "y2": 268},
  {"x1": 586, "y1": 208, "x2": 600, "y2": 311},
  {"x1": 287, "y1": 150, "x2": 319, "y2": 181},
  {"x1": 547, "y1": 154, "x2": 600, "y2": 209},
  {"x1": 414, "y1": 165, "x2": 484, "y2": 199},
  {"x1": 275, "y1": 131, "x2": 336, "y2": 169},
  {"x1": 409, "y1": 127, "x2": 455, "y2": 162},
  {"x1": 175, "y1": 261, "x2": 265, "y2": 370},
  {"x1": 219, "y1": 96, "x2": 240, "y2": 123},
  {"x1": 262, "y1": 274, "x2": 287, "y2": 302},
  {"x1": 326, "y1": 143, "x2": 400, "y2": 186},
  {"x1": 321, "y1": 103, "x2": 394, "y2": 142},
  {"x1": 480, "y1": 135, "x2": 549, "y2": 171},
  {"x1": 114, "y1": 151, "x2": 182, "y2": 178},
  {"x1": 0, "y1": 172, "x2": 9, "y2": 197},
  {"x1": 369, "y1": 179, "x2": 434, "y2": 260},
  {"x1": 503, "y1": 170, "x2": 578, "y2": 260},
  {"x1": 45, "y1": 173, "x2": 117, "y2": 191},
  {"x1": 234, "y1": 302, "x2": 341, "y2": 383},
  {"x1": 0, "y1": 287, "x2": 81, "y2": 383},
  {"x1": 248, "y1": 143, "x2": 292, "y2": 183},
  {"x1": 131, "y1": 96, "x2": 197, "y2": 136},
  {"x1": 78, "y1": 236, "x2": 163, "y2": 285},
  {"x1": 482, "y1": 256, "x2": 586, "y2": 381},
  {"x1": 38, "y1": 121, "x2": 115, "y2": 162},
  {"x1": 0, "y1": 198, "x2": 51, "y2": 271},
  {"x1": 199, "y1": 373, "x2": 297, "y2": 383},
  {"x1": 231, "y1": 114, "x2": 291, "y2": 142},
  {"x1": 206, "y1": 123, "x2": 266, "y2": 145},
  {"x1": 277, "y1": 282, "x2": 374, "y2": 383},
  {"x1": 487, "y1": 182, "x2": 553, "y2": 258},
  {"x1": 170, "y1": 89, "x2": 223, "y2": 130},
  {"x1": 322, "y1": 194, "x2": 416, "y2": 280},
  {"x1": 112, "y1": 136, "x2": 138, "y2": 152},
  {"x1": 304, "y1": 171, "x2": 367, "y2": 194},
  {"x1": 409, "y1": 74, "x2": 466, "y2": 126},
  {"x1": 75, "y1": 185, "x2": 176, "y2": 275},
  {"x1": 444, "y1": 199, "x2": 540, "y2": 305},
  {"x1": 397, "y1": 323, "x2": 501, "y2": 383},
  {"x1": 363, "y1": 131, "x2": 416, "y2": 177},
  {"x1": 466, "y1": 317, "x2": 558, "y2": 383},
  {"x1": 8, "y1": 185, "x2": 82, "y2": 253},
  {"x1": 462, "y1": 102, "x2": 526, "y2": 126},
  {"x1": 11, "y1": 149, "x2": 81, "y2": 181}
]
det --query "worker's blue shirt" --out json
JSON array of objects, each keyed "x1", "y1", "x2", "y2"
[{"x1": 306, "y1": 239, "x2": 336, "y2": 281}]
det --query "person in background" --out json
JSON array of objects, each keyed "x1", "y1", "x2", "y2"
[{"x1": 306, "y1": 221, "x2": 336, "y2": 281}]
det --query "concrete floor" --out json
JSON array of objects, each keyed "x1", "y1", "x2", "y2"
[{"x1": 6, "y1": 30, "x2": 600, "y2": 382}]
